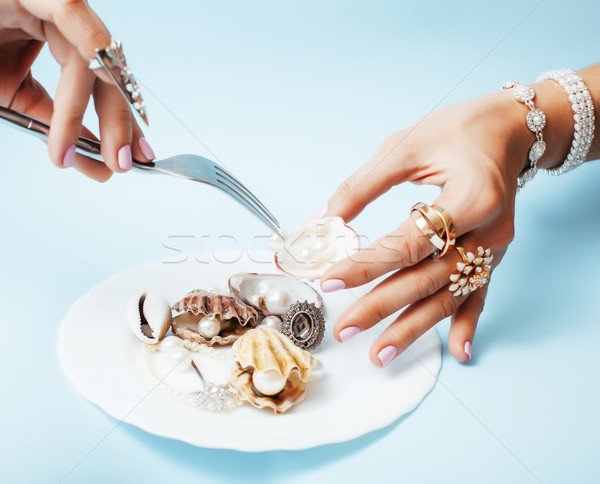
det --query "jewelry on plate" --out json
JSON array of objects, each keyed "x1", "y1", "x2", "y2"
[
  {"x1": 142, "y1": 338, "x2": 241, "y2": 411},
  {"x1": 88, "y1": 38, "x2": 148, "y2": 125},
  {"x1": 502, "y1": 81, "x2": 547, "y2": 190},
  {"x1": 448, "y1": 246, "x2": 493, "y2": 297},
  {"x1": 281, "y1": 301, "x2": 326, "y2": 352}
]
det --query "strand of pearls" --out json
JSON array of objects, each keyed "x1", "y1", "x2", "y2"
[
  {"x1": 181, "y1": 339, "x2": 233, "y2": 361},
  {"x1": 141, "y1": 339, "x2": 242, "y2": 411},
  {"x1": 536, "y1": 68, "x2": 595, "y2": 175}
]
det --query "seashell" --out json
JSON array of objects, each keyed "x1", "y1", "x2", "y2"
[
  {"x1": 228, "y1": 272, "x2": 323, "y2": 316},
  {"x1": 171, "y1": 289, "x2": 259, "y2": 346},
  {"x1": 270, "y1": 217, "x2": 360, "y2": 281},
  {"x1": 127, "y1": 292, "x2": 172, "y2": 344},
  {"x1": 228, "y1": 326, "x2": 314, "y2": 414}
]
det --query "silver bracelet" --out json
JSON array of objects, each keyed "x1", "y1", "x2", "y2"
[
  {"x1": 536, "y1": 68, "x2": 595, "y2": 175},
  {"x1": 502, "y1": 81, "x2": 547, "y2": 189}
]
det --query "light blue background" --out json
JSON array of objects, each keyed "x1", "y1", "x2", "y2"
[{"x1": 1, "y1": 1, "x2": 599, "y2": 482}]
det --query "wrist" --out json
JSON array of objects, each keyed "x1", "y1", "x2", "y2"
[{"x1": 492, "y1": 90, "x2": 535, "y2": 182}]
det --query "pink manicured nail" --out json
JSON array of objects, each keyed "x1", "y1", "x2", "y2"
[
  {"x1": 321, "y1": 279, "x2": 346, "y2": 293},
  {"x1": 464, "y1": 341, "x2": 472, "y2": 361},
  {"x1": 377, "y1": 346, "x2": 397, "y2": 367},
  {"x1": 305, "y1": 204, "x2": 328, "y2": 222},
  {"x1": 339, "y1": 326, "x2": 360, "y2": 343},
  {"x1": 118, "y1": 144, "x2": 133, "y2": 170},
  {"x1": 138, "y1": 137, "x2": 156, "y2": 161},
  {"x1": 63, "y1": 144, "x2": 76, "y2": 167}
]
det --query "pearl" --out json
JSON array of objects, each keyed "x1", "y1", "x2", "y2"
[
  {"x1": 261, "y1": 315, "x2": 282, "y2": 331},
  {"x1": 264, "y1": 288, "x2": 291, "y2": 314},
  {"x1": 248, "y1": 293, "x2": 263, "y2": 309},
  {"x1": 168, "y1": 347, "x2": 192, "y2": 371},
  {"x1": 311, "y1": 358, "x2": 325, "y2": 381},
  {"x1": 254, "y1": 280, "x2": 275, "y2": 297},
  {"x1": 159, "y1": 335, "x2": 184, "y2": 352},
  {"x1": 252, "y1": 370, "x2": 287, "y2": 396},
  {"x1": 197, "y1": 316, "x2": 221, "y2": 339}
]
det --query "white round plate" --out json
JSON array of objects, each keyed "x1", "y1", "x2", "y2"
[{"x1": 58, "y1": 251, "x2": 441, "y2": 452}]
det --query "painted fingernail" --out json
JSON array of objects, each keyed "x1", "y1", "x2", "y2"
[
  {"x1": 321, "y1": 279, "x2": 346, "y2": 293},
  {"x1": 305, "y1": 204, "x2": 328, "y2": 222},
  {"x1": 138, "y1": 137, "x2": 156, "y2": 161},
  {"x1": 118, "y1": 144, "x2": 133, "y2": 171},
  {"x1": 464, "y1": 341, "x2": 472, "y2": 361},
  {"x1": 63, "y1": 144, "x2": 76, "y2": 168},
  {"x1": 339, "y1": 325, "x2": 361, "y2": 343},
  {"x1": 377, "y1": 346, "x2": 398, "y2": 368}
]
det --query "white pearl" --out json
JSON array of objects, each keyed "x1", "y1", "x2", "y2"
[
  {"x1": 252, "y1": 370, "x2": 287, "y2": 396},
  {"x1": 168, "y1": 347, "x2": 191, "y2": 371},
  {"x1": 197, "y1": 316, "x2": 221, "y2": 339},
  {"x1": 315, "y1": 237, "x2": 329, "y2": 252},
  {"x1": 311, "y1": 358, "x2": 325, "y2": 381},
  {"x1": 159, "y1": 335, "x2": 184, "y2": 352},
  {"x1": 254, "y1": 280, "x2": 275, "y2": 297},
  {"x1": 264, "y1": 288, "x2": 291, "y2": 314},
  {"x1": 248, "y1": 294, "x2": 262, "y2": 308},
  {"x1": 261, "y1": 315, "x2": 282, "y2": 331}
]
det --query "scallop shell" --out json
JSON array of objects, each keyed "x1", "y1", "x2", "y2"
[
  {"x1": 228, "y1": 326, "x2": 314, "y2": 414},
  {"x1": 270, "y1": 216, "x2": 360, "y2": 281},
  {"x1": 228, "y1": 272, "x2": 323, "y2": 316},
  {"x1": 171, "y1": 289, "x2": 259, "y2": 346},
  {"x1": 126, "y1": 292, "x2": 172, "y2": 344}
]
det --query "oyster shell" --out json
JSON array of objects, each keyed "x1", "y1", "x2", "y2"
[
  {"x1": 126, "y1": 292, "x2": 172, "y2": 344},
  {"x1": 228, "y1": 272, "x2": 323, "y2": 316},
  {"x1": 171, "y1": 289, "x2": 259, "y2": 346},
  {"x1": 228, "y1": 326, "x2": 314, "y2": 414},
  {"x1": 270, "y1": 216, "x2": 360, "y2": 281}
]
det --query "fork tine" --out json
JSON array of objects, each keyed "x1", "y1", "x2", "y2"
[
  {"x1": 214, "y1": 166, "x2": 280, "y2": 227},
  {"x1": 215, "y1": 179, "x2": 282, "y2": 234},
  {"x1": 213, "y1": 165, "x2": 280, "y2": 227}
]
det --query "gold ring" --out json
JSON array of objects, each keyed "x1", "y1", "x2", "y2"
[
  {"x1": 410, "y1": 202, "x2": 455, "y2": 256},
  {"x1": 410, "y1": 208, "x2": 445, "y2": 251},
  {"x1": 432, "y1": 205, "x2": 456, "y2": 257},
  {"x1": 448, "y1": 246, "x2": 493, "y2": 297}
]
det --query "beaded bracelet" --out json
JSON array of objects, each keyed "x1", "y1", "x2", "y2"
[
  {"x1": 502, "y1": 81, "x2": 547, "y2": 189},
  {"x1": 536, "y1": 68, "x2": 595, "y2": 175}
]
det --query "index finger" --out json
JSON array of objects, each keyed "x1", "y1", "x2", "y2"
[
  {"x1": 326, "y1": 132, "x2": 417, "y2": 223},
  {"x1": 19, "y1": 0, "x2": 111, "y2": 60}
]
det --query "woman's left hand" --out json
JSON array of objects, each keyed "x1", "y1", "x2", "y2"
[{"x1": 315, "y1": 85, "x2": 571, "y2": 367}]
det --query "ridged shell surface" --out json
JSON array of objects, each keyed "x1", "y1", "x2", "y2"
[
  {"x1": 228, "y1": 326, "x2": 313, "y2": 413},
  {"x1": 171, "y1": 289, "x2": 259, "y2": 346}
]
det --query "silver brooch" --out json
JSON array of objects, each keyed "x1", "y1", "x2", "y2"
[{"x1": 281, "y1": 301, "x2": 325, "y2": 352}]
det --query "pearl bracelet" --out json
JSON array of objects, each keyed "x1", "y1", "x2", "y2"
[
  {"x1": 536, "y1": 68, "x2": 595, "y2": 175},
  {"x1": 502, "y1": 81, "x2": 547, "y2": 189}
]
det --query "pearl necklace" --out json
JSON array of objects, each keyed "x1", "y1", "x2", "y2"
[{"x1": 141, "y1": 337, "x2": 242, "y2": 411}]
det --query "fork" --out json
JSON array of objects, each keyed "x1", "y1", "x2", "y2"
[{"x1": 0, "y1": 106, "x2": 283, "y2": 236}]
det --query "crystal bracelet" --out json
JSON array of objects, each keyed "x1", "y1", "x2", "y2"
[
  {"x1": 502, "y1": 81, "x2": 547, "y2": 189},
  {"x1": 536, "y1": 68, "x2": 595, "y2": 175}
]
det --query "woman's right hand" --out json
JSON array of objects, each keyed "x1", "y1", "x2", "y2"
[{"x1": 0, "y1": 0, "x2": 155, "y2": 181}]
